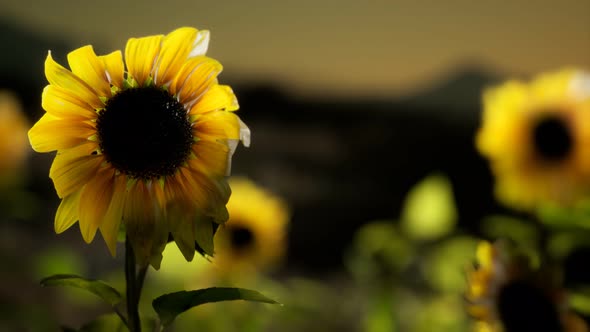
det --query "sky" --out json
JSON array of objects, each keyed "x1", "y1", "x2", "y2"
[{"x1": 1, "y1": 0, "x2": 589, "y2": 97}]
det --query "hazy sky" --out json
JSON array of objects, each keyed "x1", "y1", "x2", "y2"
[{"x1": 2, "y1": 0, "x2": 589, "y2": 97}]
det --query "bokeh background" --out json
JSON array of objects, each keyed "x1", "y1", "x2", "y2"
[{"x1": 1, "y1": 1, "x2": 589, "y2": 331}]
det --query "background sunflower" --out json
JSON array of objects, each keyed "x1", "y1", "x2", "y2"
[{"x1": 477, "y1": 69, "x2": 590, "y2": 210}]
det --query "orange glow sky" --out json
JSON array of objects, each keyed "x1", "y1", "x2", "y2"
[{"x1": 2, "y1": 0, "x2": 589, "y2": 97}]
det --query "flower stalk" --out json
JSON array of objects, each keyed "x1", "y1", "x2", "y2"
[{"x1": 125, "y1": 237, "x2": 147, "y2": 332}]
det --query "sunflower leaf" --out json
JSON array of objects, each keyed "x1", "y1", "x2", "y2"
[
  {"x1": 40, "y1": 274, "x2": 122, "y2": 306},
  {"x1": 153, "y1": 287, "x2": 281, "y2": 326}
]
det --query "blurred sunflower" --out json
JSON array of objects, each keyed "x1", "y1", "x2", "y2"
[
  {"x1": 213, "y1": 178, "x2": 289, "y2": 277},
  {"x1": 476, "y1": 69, "x2": 590, "y2": 210},
  {"x1": 0, "y1": 91, "x2": 29, "y2": 184},
  {"x1": 466, "y1": 241, "x2": 587, "y2": 332},
  {"x1": 28, "y1": 27, "x2": 250, "y2": 268}
]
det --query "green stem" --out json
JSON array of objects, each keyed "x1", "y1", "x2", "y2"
[{"x1": 125, "y1": 237, "x2": 142, "y2": 332}]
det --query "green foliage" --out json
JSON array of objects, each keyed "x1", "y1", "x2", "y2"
[
  {"x1": 423, "y1": 236, "x2": 478, "y2": 293},
  {"x1": 346, "y1": 221, "x2": 413, "y2": 281},
  {"x1": 153, "y1": 287, "x2": 280, "y2": 326},
  {"x1": 401, "y1": 173, "x2": 457, "y2": 241},
  {"x1": 40, "y1": 274, "x2": 122, "y2": 307},
  {"x1": 481, "y1": 215, "x2": 539, "y2": 247}
]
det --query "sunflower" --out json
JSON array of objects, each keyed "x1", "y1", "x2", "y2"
[
  {"x1": 212, "y1": 177, "x2": 289, "y2": 277},
  {"x1": 28, "y1": 27, "x2": 250, "y2": 268},
  {"x1": 476, "y1": 69, "x2": 590, "y2": 210},
  {"x1": 465, "y1": 240, "x2": 587, "y2": 332},
  {"x1": 0, "y1": 90, "x2": 29, "y2": 184}
]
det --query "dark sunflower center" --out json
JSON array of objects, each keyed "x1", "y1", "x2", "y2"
[
  {"x1": 227, "y1": 225, "x2": 254, "y2": 252},
  {"x1": 532, "y1": 115, "x2": 573, "y2": 161},
  {"x1": 97, "y1": 87, "x2": 193, "y2": 179},
  {"x1": 497, "y1": 279, "x2": 562, "y2": 332}
]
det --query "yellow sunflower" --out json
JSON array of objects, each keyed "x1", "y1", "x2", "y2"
[
  {"x1": 0, "y1": 90, "x2": 29, "y2": 183},
  {"x1": 28, "y1": 27, "x2": 250, "y2": 268},
  {"x1": 476, "y1": 69, "x2": 590, "y2": 210},
  {"x1": 212, "y1": 177, "x2": 289, "y2": 277},
  {"x1": 466, "y1": 241, "x2": 587, "y2": 332}
]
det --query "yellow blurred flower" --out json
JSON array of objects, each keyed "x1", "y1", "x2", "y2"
[
  {"x1": 0, "y1": 91, "x2": 29, "y2": 182},
  {"x1": 213, "y1": 178, "x2": 290, "y2": 277},
  {"x1": 466, "y1": 241, "x2": 586, "y2": 332},
  {"x1": 476, "y1": 69, "x2": 590, "y2": 210},
  {"x1": 27, "y1": 27, "x2": 250, "y2": 268}
]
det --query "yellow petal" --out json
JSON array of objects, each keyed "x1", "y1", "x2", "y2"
[
  {"x1": 78, "y1": 167, "x2": 115, "y2": 243},
  {"x1": 154, "y1": 27, "x2": 198, "y2": 86},
  {"x1": 188, "y1": 30, "x2": 210, "y2": 58},
  {"x1": 28, "y1": 113, "x2": 96, "y2": 152},
  {"x1": 167, "y1": 203, "x2": 197, "y2": 261},
  {"x1": 49, "y1": 143, "x2": 102, "y2": 197},
  {"x1": 99, "y1": 174, "x2": 127, "y2": 256},
  {"x1": 124, "y1": 180, "x2": 168, "y2": 268},
  {"x1": 190, "y1": 84, "x2": 239, "y2": 115},
  {"x1": 190, "y1": 140, "x2": 230, "y2": 177},
  {"x1": 54, "y1": 189, "x2": 82, "y2": 234},
  {"x1": 177, "y1": 167, "x2": 230, "y2": 222},
  {"x1": 194, "y1": 110, "x2": 240, "y2": 142},
  {"x1": 42, "y1": 85, "x2": 97, "y2": 120},
  {"x1": 99, "y1": 50, "x2": 124, "y2": 89},
  {"x1": 44, "y1": 51, "x2": 102, "y2": 109},
  {"x1": 125, "y1": 34, "x2": 163, "y2": 86},
  {"x1": 67, "y1": 45, "x2": 111, "y2": 97},
  {"x1": 169, "y1": 56, "x2": 222, "y2": 105}
]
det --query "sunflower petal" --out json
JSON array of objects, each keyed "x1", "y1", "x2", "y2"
[
  {"x1": 42, "y1": 85, "x2": 97, "y2": 120},
  {"x1": 78, "y1": 167, "x2": 115, "y2": 243},
  {"x1": 28, "y1": 113, "x2": 96, "y2": 152},
  {"x1": 190, "y1": 140, "x2": 230, "y2": 177},
  {"x1": 54, "y1": 189, "x2": 82, "y2": 234},
  {"x1": 193, "y1": 110, "x2": 240, "y2": 142},
  {"x1": 44, "y1": 51, "x2": 102, "y2": 108},
  {"x1": 188, "y1": 30, "x2": 210, "y2": 58},
  {"x1": 67, "y1": 45, "x2": 111, "y2": 97},
  {"x1": 100, "y1": 50, "x2": 124, "y2": 90},
  {"x1": 170, "y1": 56, "x2": 222, "y2": 105},
  {"x1": 100, "y1": 174, "x2": 127, "y2": 256},
  {"x1": 168, "y1": 200, "x2": 197, "y2": 262},
  {"x1": 49, "y1": 143, "x2": 102, "y2": 197},
  {"x1": 178, "y1": 167, "x2": 230, "y2": 222},
  {"x1": 194, "y1": 214, "x2": 215, "y2": 256},
  {"x1": 190, "y1": 84, "x2": 239, "y2": 115},
  {"x1": 124, "y1": 180, "x2": 168, "y2": 269},
  {"x1": 154, "y1": 27, "x2": 198, "y2": 86},
  {"x1": 125, "y1": 34, "x2": 163, "y2": 86}
]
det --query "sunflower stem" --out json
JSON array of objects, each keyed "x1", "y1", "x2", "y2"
[{"x1": 125, "y1": 237, "x2": 142, "y2": 332}]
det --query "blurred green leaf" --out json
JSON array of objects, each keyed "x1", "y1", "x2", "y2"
[
  {"x1": 153, "y1": 287, "x2": 280, "y2": 326},
  {"x1": 401, "y1": 173, "x2": 457, "y2": 241},
  {"x1": 412, "y1": 295, "x2": 469, "y2": 332},
  {"x1": 346, "y1": 222, "x2": 413, "y2": 281},
  {"x1": 568, "y1": 288, "x2": 590, "y2": 315},
  {"x1": 364, "y1": 293, "x2": 396, "y2": 332},
  {"x1": 423, "y1": 236, "x2": 478, "y2": 293},
  {"x1": 537, "y1": 203, "x2": 590, "y2": 230},
  {"x1": 481, "y1": 215, "x2": 538, "y2": 247},
  {"x1": 548, "y1": 231, "x2": 590, "y2": 259},
  {"x1": 40, "y1": 274, "x2": 122, "y2": 306}
]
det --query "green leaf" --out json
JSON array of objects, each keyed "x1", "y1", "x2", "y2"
[
  {"x1": 401, "y1": 173, "x2": 457, "y2": 241},
  {"x1": 153, "y1": 287, "x2": 280, "y2": 326},
  {"x1": 40, "y1": 274, "x2": 122, "y2": 306}
]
